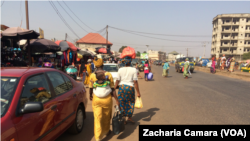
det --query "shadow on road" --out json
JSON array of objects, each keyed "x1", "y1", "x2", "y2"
[
  {"x1": 103, "y1": 108, "x2": 160, "y2": 140},
  {"x1": 55, "y1": 112, "x2": 94, "y2": 141}
]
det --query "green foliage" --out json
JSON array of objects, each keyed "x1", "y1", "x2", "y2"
[
  {"x1": 243, "y1": 52, "x2": 250, "y2": 60},
  {"x1": 119, "y1": 46, "x2": 127, "y2": 53},
  {"x1": 136, "y1": 51, "x2": 141, "y2": 57}
]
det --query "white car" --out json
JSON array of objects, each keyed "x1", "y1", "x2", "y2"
[{"x1": 103, "y1": 63, "x2": 120, "y2": 88}]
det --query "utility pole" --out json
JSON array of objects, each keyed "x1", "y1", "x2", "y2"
[
  {"x1": 65, "y1": 33, "x2": 67, "y2": 41},
  {"x1": 25, "y1": 0, "x2": 31, "y2": 66},
  {"x1": 146, "y1": 45, "x2": 149, "y2": 53},
  {"x1": 106, "y1": 25, "x2": 108, "y2": 48},
  {"x1": 25, "y1": 0, "x2": 29, "y2": 29}
]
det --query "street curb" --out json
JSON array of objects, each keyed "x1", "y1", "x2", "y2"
[
  {"x1": 194, "y1": 66, "x2": 250, "y2": 81},
  {"x1": 169, "y1": 64, "x2": 250, "y2": 81}
]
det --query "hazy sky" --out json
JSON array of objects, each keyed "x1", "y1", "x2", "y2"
[{"x1": 1, "y1": 1, "x2": 250, "y2": 57}]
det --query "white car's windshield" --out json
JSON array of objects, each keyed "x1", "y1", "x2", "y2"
[
  {"x1": 1, "y1": 77, "x2": 18, "y2": 117},
  {"x1": 103, "y1": 65, "x2": 118, "y2": 72}
]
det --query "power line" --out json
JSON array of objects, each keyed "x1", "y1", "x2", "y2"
[
  {"x1": 112, "y1": 42, "x2": 204, "y2": 47},
  {"x1": 109, "y1": 26, "x2": 211, "y2": 37},
  {"x1": 49, "y1": 0, "x2": 80, "y2": 39},
  {"x1": 110, "y1": 27, "x2": 210, "y2": 43},
  {"x1": 56, "y1": 0, "x2": 89, "y2": 33},
  {"x1": 62, "y1": 0, "x2": 96, "y2": 32},
  {"x1": 0, "y1": 0, "x2": 5, "y2": 7}
]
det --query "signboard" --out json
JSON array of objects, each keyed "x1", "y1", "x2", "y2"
[
  {"x1": 39, "y1": 27, "x2": 44, "y2": 39},
  {"x1": 140, "y1": 53, "x2": 148, "y2": 59}
]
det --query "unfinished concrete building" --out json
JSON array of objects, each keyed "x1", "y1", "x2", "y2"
[{"x1": 211, "y1": 13, "x2": 250, "y2": 61}]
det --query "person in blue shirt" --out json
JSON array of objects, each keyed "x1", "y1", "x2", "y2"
[
  {"x1": 142, "y1": 60, "x2": 145, "y2": 65},
  {"x1": 91, "y1": 59, "x2": 95, "y2": 72},
  {"x1": 162, "y1": 59, "x2": 170, "y2": 78}
]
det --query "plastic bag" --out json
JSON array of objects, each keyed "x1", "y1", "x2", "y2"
[
  {"x1": 121, "y1": 46, "x2": 136, "y2": 59},
  {"x1": 147, "y1": 72, "x2": 153, "y2": 80},
  {"x1": 135, "y1": 97, "x2": 143, "y2": 109}
]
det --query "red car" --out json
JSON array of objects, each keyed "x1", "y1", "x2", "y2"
[{"x1": 1, "y1": 67, "x2": 88, "y2": 141}]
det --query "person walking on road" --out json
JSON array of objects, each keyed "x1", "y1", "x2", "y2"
[
  {"x1": 162, "y1": 59, "x2": 170, "y2": 77},
  {"x1": 211, "y1": 56, "x2": 216, "y2": 73},
  {"x1": 114, "y1": 56, "x2": 141, "y2": 124},
  {"x1": 144, "y1": 60, "x2": 150, "y2": 81},
  {"x1": 89, "y1": 58, "x2": 120, "y2": 141},
  {"x1": 80, "y1": 59, "x2": 87, "y2": 83},
  {"x1": 229, "y1": 56, "x2": 235, "y2": 72},
  {"x1": 84, "y1": 59, "x2": 92, "y2": 86},
  {"x1": 183, "y1": 58, "x2": 189, "y2": 79}
]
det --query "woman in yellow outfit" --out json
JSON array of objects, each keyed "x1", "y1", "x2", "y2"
[
  {"x1": 84, "y1": 59, "x2": 92, "y2": 86},
  {"x1": 89, "y1": 57, "x2": 120, "y2": 141}
]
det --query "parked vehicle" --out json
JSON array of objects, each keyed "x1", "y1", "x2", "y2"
[
  {"x1": 103, "y1": 63, "x2": 120, "y2": 87},
  {"x1": 131, "y1": 59, "x2": 139, "y2": 67},
  {"x1": 241, "y1": 64, "x2": 250, "y2": 73},
  {"x1": 1, "y1": 67, "x2": 88, "y2": 141},
  {"x1": 156, "y1": 60, "x2": 162, "y2": 66},
  {"x1": 153, "y1": 60, "x2": 159, "y2": 65}
]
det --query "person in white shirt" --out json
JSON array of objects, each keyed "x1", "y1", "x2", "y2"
[{"x1": 114, "y1": 56, "x2": 141, "y2": 124}]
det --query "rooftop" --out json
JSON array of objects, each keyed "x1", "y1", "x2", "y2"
[
  {"x1": 213, "y1": 13, "x2": 250, "y2": 21},
  {"x1": 1, "y1": 67, "x2": 55, "y2": 77},
  {"x1": 168, "y1": 51, "x2": 179, "y2": 54},
  {"x1": 76, "y1": 33, "x2": 113, "y2": 45}
]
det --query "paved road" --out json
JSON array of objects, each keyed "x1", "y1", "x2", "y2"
[{"x1": 56, "y1": 65, "x2": 250, "y2": 141}]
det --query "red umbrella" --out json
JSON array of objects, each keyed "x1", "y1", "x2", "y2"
[
  {"x1": 55, "y1": 40, "x2": 77, "y2": 51},
  {"x1": 98, "y1": 48, "x2": 107, "y2": 54}
]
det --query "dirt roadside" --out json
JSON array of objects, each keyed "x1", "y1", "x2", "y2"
[{"x1": 169, "y1": 64, "x2": 250, "y2": 82}]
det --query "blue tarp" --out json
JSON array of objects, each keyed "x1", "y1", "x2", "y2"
[{"x1": 202, "y1": 59, "x2": 209, "y2": 66}]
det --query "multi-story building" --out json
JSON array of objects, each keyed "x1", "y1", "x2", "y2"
[{"x1": 211, "y1": 13, "x2": 250, "y2": 61}]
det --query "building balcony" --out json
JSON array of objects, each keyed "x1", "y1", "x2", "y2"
[
  {"x1": 220, "y1": 51, "x2": 238, "y2": 54},
  {"x1": 231, "y1": 37, "x2": 238, "y2": 40},
  {"x1": 222, "y1": 23, "x2": 232, "y2": 25},
  {"x1": 222, "y1": 30, "x2": 232, "y2": 33},
  {"x1": 232, "y1": 22, "x2": 239, "y2": 25},
  {"x1": 221, "y1": 36, "x2": 231, "y2": 40},
  {"x1": 244, "y1": 44, "x2": 250, "y2": 47},
  {"x1": 221, "y1": 44, "x2": 238, "y2": 47}
]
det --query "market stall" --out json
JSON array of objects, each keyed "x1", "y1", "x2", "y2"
[{"x1": 1, "y1": 27, "x2": 40, "y2": 66}]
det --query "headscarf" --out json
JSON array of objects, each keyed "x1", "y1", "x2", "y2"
[
  {"x1": 93, "y1": 58, "x2": 103, "y2": 67},
  {"x1": 121, "y1": 56, "x2": 132, "y2": 65},
  {"x1": 87, "y1": 59, "x2": 92, "y2": 63},
  {"x1": 185, "y1": 58, "x2": 189, "y2": 61}
]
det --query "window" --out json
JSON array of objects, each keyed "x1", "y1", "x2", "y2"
[
  {"x1": 226, "y1": 20, "x2": 229, "y2": 22},
  {"x1": 20, "y1": 74, "x2": 51, "y2": 108},
  {"x1": 1, "y1": 77, "x2": 19, "y2": 116},
  {"x1": 224, "y1": 42, "x2": 228, "y2": 44},
  {"x1": 62, "y1": 74, "x2": 73, "y2": 90},
  {"x1": 46, "y1": 72, "x2": 70, "y2": 95},
  {"x1": 225, "y1": 35, "x2": 228, "y2": 37}
]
